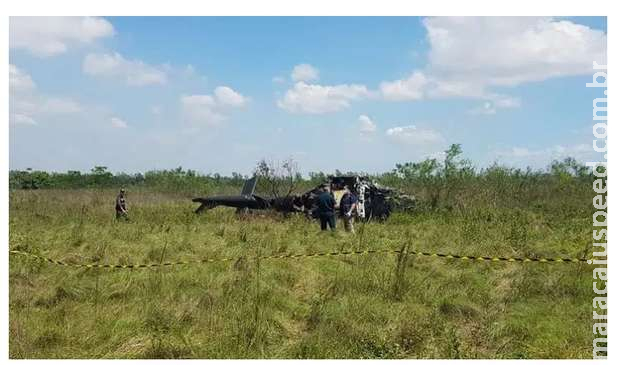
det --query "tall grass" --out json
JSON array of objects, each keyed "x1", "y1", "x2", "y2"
[{"x1": 9, "y1": 185, "x2": 595, "y2": 359}]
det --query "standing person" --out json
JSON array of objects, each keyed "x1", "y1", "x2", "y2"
[
  {"x1": 316, "y1": 184, "x2": 336, "y2": 231},
  {"x1": 115, "y1": 188, "x2": 129, "y2": 220},
  {"x1": 340, "y1": 185, "x2": 358, "y2": 233}
]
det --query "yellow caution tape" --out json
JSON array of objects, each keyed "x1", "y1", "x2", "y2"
[{"x1": 9, "y1": 247, "x2": 587, "y2": 270}]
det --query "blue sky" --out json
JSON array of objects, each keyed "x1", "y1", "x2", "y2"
[{"x1": 9, "y1": 16, "x2": 607, "y2": 175}]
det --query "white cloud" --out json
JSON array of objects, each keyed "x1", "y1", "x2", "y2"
[
  {"x1": 427, "y1": 78, "x2": 487, "y2": 99},
  {"x1": 277, "y1": 82, "x2": 370, "y2": 114},
  {"x1": 358, "y1": 115, "x2": 377, "y2": 134},
  {"x1": 385, "y1": 125, "x2": 444, "y2": 145},
  {"x1": 110, "y1": 117, "x2": 128, "y2": 128},
  {"x1": 9, "y1": 64, "x2": 36, "y2": 92},
  {"x1": 10, "y1": 65, "x2": 83, "y2": 127},
  {"x1": 381, "y1": 72, "x2": 489, "y2": 101},
  {"x1": 10, "y1": 95, "x2": 82, "y2": 128},
  {"x1": 10, "y1": 16, "x2": 114, "y2": 57},
  {"x1": 181, "y1": 87, "x2": 247, "y2": 126},
  {"x1": 291, "y1": 63, "x2": 320, "y2": 82},
  {"x1": 284, "y1": 19, "x2": 604, "y2": 114},
  {"x1": 83, "y1": 52, "x2": 168, "y2": 86},
  {"x1": 10, "y1": 94, "x2": 82, "y2": 124},
  {"x1": 424, "y1": 17, "x2": 606, "y2": 87},
  {"x1": 380, "y1": 17, "x2": 606, "y2": 109},
  {"x1": 10, "y1": 113, "x2": 37, "y2": 126},
  {"x1": 380, "y1": 71, "x2": 428, "y2": 101},
  {"x1": 181, "y1": 95, "x2": 220, "y2": 125},
  {"x1": 214, "y1": 86, "x2": 247, "y2": 107}
]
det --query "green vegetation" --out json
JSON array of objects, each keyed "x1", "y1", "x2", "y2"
[{"x1": 9, "y1": 147, "x2": 602, "y2": 358}]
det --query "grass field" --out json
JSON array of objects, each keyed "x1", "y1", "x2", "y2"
[{"x1": 9, "y1": 188, "x2": 595, "y2": 359}]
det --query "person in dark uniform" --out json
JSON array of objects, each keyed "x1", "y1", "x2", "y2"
[
  {"x1": 115, "y1": 188, "x2": 129, "y2": 220},
  {"x1": 339, "y1": 185, "x2": 358, "y2": 233},
  {"x1": 316, "y1": 184, "x2": 336, "y2": 231}
]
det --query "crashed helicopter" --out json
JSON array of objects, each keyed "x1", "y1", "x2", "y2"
[{"x1": 192, "y1": 175, "x2": 415, "y2": 221}]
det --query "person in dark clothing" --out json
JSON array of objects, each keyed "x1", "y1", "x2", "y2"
[
  {"x1": 339, "y1": 185, "x2": 358, "y2": 233},
  {"x1": 316, "y1": 184, "x2": 336, "y2": 231},
  {"x1": 115, "y1": 188, "x2": 128, "y2": 220}
]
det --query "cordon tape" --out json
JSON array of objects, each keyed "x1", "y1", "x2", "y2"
[{"x1": 9, "y1": 247, "x2": 588, "y2": 270}]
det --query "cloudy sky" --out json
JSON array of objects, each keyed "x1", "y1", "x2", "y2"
[{"x1": 9, "y1": 16, "x2": 607, "y2": 174}]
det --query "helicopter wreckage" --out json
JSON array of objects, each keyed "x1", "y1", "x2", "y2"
[{"x1": 192, "y1": 175, "x2": 415, "y2": 221}]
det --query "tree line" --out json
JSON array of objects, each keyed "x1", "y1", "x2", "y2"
[{"x1": 9, "y1": 144, "x2": 603, "y2": 212}]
